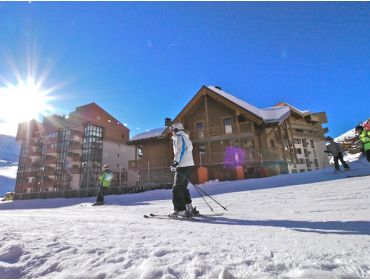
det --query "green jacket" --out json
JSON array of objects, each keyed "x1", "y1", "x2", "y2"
[
  {"x1": 99, "y1": 169, "x2": 113, "y2": 188},
  {"x1": 359, "y1": 130, "x2": 370, "y2": 151}
]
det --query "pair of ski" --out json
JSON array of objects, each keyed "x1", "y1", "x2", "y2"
[{"x1": 143, "y1": 213, "x2": 218, "y2": 220}]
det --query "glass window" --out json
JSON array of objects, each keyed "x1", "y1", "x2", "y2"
[
  {"x1": 195, "y1": 122, "x2": 204, "y2": 138},
  {"x1": 223, "y1": 118, "x2": 233, "y2": 135}
]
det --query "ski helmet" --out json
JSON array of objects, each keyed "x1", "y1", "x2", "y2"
[
  {"x1": 170, "y1": 123, "x2": 184, "y2": 131},
  {"x1": 355, "y1": 125, "x2": 364, "y2": 132}
]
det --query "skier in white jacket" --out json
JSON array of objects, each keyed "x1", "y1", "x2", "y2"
[{"x1": 169, "y1": 123, "x2": 199, "y2": 217}]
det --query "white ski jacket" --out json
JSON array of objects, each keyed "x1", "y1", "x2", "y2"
[{"x1": 172, "y1": 130, "x2": 194, "y2": 167}]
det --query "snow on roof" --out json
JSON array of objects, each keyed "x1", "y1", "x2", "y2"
[
  {"x1": 334, "y1": 128, "x2": 357, "y2": 142},
  {"x1": 207, "y1": 86, "x2": 291, "y2": 124},
  {"x1": 130, "y1": 127, "x2": 166, "y2": 141},
  {"x1": 279, "y1": 102, "x2": 310, "y2": 116}
]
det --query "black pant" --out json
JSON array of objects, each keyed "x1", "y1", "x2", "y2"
[
  {"x1": 334, "y1": 153, "x2": 349, "y2": 170},
  {"x1": 96, "y1": 185, "x2": 107, "y2": 203},
  {"x1": 365, "y1": 150, "x2": 370, "y2": 162},
  {"x1": 172, "y1": 166, "x2": 193, "y2": 212}
]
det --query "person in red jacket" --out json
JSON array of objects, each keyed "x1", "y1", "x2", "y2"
[{"x1": 363, "y1": 118, "x2": 370, "y2": 131}]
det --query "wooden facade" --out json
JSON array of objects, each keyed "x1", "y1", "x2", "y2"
[{"x1": 129, "y1": 86, "x2": 328, "y2": 184}]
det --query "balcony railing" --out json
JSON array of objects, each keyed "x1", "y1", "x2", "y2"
[
  {"x1": 44, "y1": 167, "x2": 55, "y2": 176},
  {"x1": 42, "y1": 180, "x2": 54, "y2": 188},
  {"x1": 46, "y1": 147, "x2": 58, "y2": 154},
  {"x1": 69, "y1": 141, "x2": 81, "y2": 150},
  {"x1": 28, "y1": 150, "x2": 42, "y2": 156},
  {"x1": 70, "y1": 130, "x2": 83, "y2": 139},
  {"x1": 46, "y1": 137, "x2": 58, "y2": 144},
  {"x1": 70, "y1": 166, "x2": 80, "y2": 174},
  {"x1": 188, "y1": 124, "x2": 252, "y2": 139},
  {"x1": 67, "y1": 152, "x2": 81, "y2": 162},
  {"x1": 44, "y1": 156, "x2": 57, "y2": 165},
  {"x1": 135, "y1": 158, "x2": 172, "y2": 169}
]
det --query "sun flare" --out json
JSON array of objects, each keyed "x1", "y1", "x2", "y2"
[{"x1": 0, "y1": 78, "x2": 55, "y2": 134}]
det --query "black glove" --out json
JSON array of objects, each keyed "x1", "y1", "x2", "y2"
[{"x1": 171, "y1": 161, "x2": 179, "y2": 168}]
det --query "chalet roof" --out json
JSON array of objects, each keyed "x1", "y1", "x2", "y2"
[
  {"x1": 130, "y1": 127, "x2": 166, "y2": 141},
  {"x1": 206, "y1": 86, "x2": 291, "y2": 124},
  {"x1": 274, "y1": 101, "x2": 310, "y2": 117}
]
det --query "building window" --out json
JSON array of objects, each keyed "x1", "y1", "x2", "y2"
[
  {"x1": 223, "y1": 118, "x2": 233, "y2": 135},
  {"x1": 296, "y1": 148, "x2": 302, "y2": 154},
  {"x1": 81, "y1": 124, "x2": 104, "y2": 188},
  {"x1": 270, "y1": 139, "x2": 275, "y2": 148},
  {"x1": 294, "y1": 138, "x2": 302, "y2": 144},
  {"x1": 310, "y1": 140, "x2": 315, "y2": 148},
  {"x1": 195, "y1": 122, "x2": 205, "y2": 138},
  {"x1": 55, "y1": 128, "x2": 71, "y2": 190},
  {"x1": 137, "y1": 146, "x2": 143, "y2": 158}
]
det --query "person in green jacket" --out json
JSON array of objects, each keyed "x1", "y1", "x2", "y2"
[
  {"x1": 93, "y1": 164, "x2": 113, "y2": 206},
  {"x1": 356, "y1": 125, "x2": 370, "y2": 162}
]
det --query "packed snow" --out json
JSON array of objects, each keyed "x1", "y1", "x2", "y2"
[{"x1": 0, "y1": 156, "x2": 370, "y2": 278}]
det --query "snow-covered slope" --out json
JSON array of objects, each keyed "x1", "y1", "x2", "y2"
[
  {"x1": 0, "y1": 135, "x2": 20, "y2": 162},
  {"x1": 0, "y1": 157, "x2": 369, "y2": 278},
  {"x1": 0, "y1": 135, "x2": 19, "y2": 195}
]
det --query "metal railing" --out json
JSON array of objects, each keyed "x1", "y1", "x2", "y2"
[{"x1": 13, "y1": 183, "x2": 172, "y2": 200}]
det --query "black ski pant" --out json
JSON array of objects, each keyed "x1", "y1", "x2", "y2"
[
  {"x1": 334, "y1": 153, "x2": 349, "y2": 170},
  {"x1": 365, "y1": 150, "x2": 370, "y2": 162},
  {"x1": 96, "y1": 185, "x2": 107, "y2": 204},
  {"x1": 172, "y1": 166, "x2": 193, "y2": 212}
]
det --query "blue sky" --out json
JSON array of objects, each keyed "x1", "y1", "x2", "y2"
[{"x1": 0, "y1": 2, "x2": 369, "y2": 138}]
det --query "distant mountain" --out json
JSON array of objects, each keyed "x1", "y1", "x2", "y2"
[
  {"x1": 0, "y1": 135, "x2": 20, "y2": 196},
  {"x1": 0, "y1": 134, "x2": 20, "y2": 162}
]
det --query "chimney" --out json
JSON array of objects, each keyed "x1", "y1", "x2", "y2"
[
  {"x1": 215, "y1": 86, "x2": 222, "y2": 90},
  {"x1": 165, "y1": 117, "x2": 173, "y2": 127}
]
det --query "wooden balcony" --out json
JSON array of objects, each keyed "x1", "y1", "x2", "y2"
[
  {"x1": 23, "y1": 170, "x2": 34, "y2": 177},
  {"x1": 70, "y1": 130, "x2": 83, "y2": 139},
  {"x1": 27, "y1": 139, "x2": 37, "y2": 146},
  {"x1": 44, "y1": 155, "x2": 57, "y2": 165},
  {"x1": 28, "y1": 150, "x2": 42, "y2": 157},
  {"x1": 69, "y1": 141, "x2": 81, "y2": 150},
  {"x1": 44, "y1": 167, "x2": 55, "y2": 176},
  {"x1": 46, "y1": 137, "x2": 58, "y2": 144},
  {"x1": 46, "y1": 147, "x2": 58, "y2": 154},
  {"x1": 189, "y1": 124, "x2": 252, "y2": 139},
  {"x1": 16, "y1": 182, "x2": 33, "y2": 192},
  {"x1": 70, "y1": 166, "x2": 81, "y2": 174},
  {"x1": 67, "y1": 152, "x2": 81, "y2": 162},
  {"x1": 42, "y1": 180, "x2": 54, "y2": 188}
]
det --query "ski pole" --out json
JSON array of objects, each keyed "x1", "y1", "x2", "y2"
[
  {"x1": 191, "y1": 183, "x2": 214, "y2": 212},
  {"x1": 174, "y1": 167, "x2": 227, "y2": 211},
  {"x1": 322, "y1": 151, "x2": 327, "y2": 173},
  {"x1": 192, "y1": 183, "x2": 228, "y2": 211}
]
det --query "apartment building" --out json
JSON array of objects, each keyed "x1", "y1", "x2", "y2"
[
  {"x1": 15, "y1": 103, "x2": 137, "y2": 198},
  {"x1": 128, "y1": 85, "x2": 329, "y2": 185}
]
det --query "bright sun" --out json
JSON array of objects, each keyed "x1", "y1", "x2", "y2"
[{"x1": 0, "y1": 78, "x2": 55, "y2": 135}]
